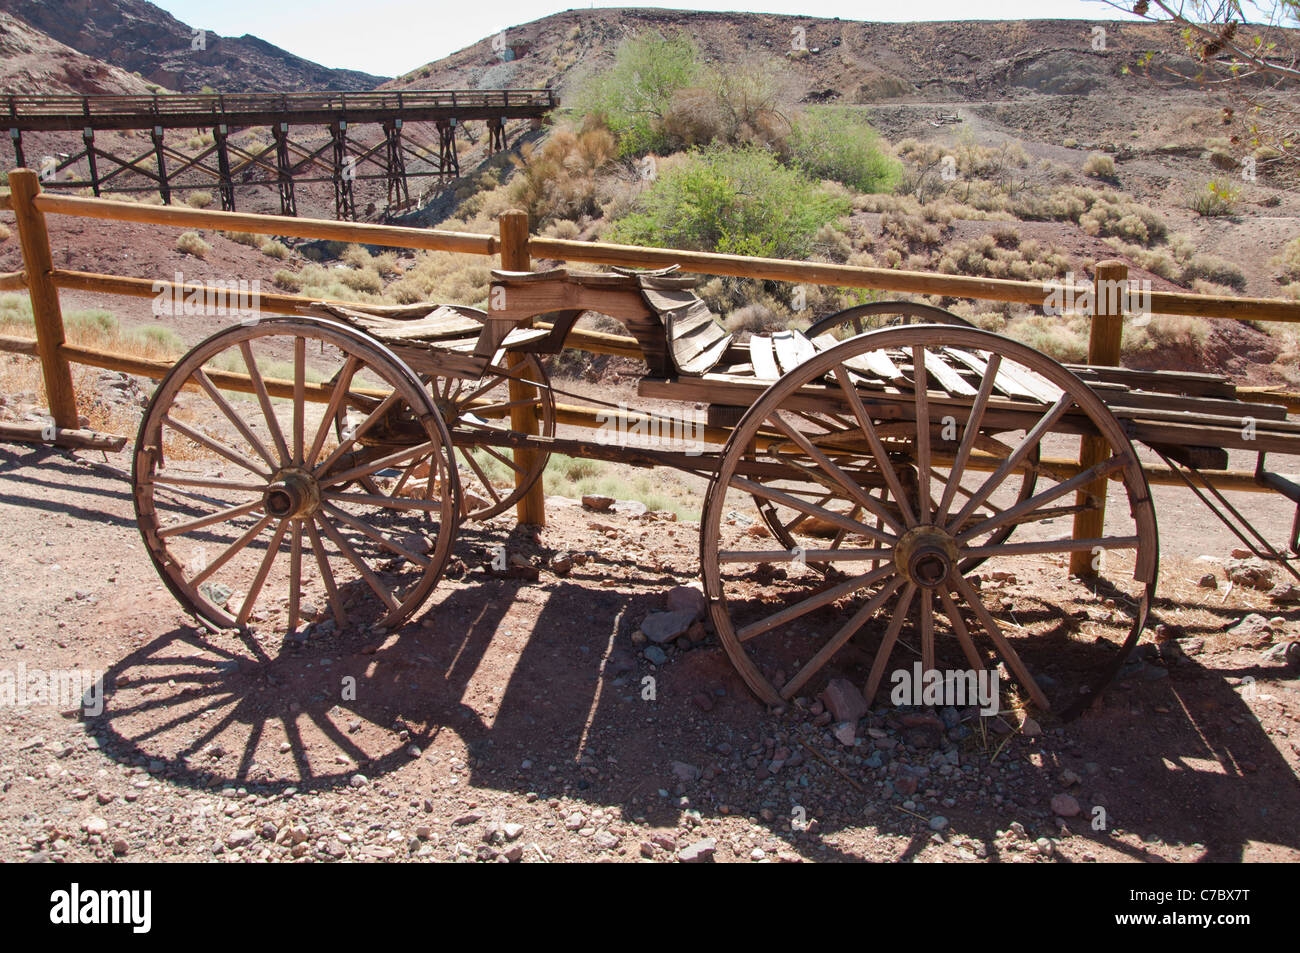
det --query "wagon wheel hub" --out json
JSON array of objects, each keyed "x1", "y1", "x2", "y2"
[
  {"x1": 264, "y1": 468, "x2": 320, "y2": 520},
  {"x1": 433, "y1": 396, "x2": 459, "y2": 426},
  {"x1": 894, "y1": 525, "x2": 959, "y2": 589}
]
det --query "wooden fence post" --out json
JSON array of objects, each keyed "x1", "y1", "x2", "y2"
[
  {"x1": 499, "y1": 209, "x2": 546, "y2": 526},
  {"x1": 1070, "y1": 260, "x2": 1127, "y2": 578},
  {"x1": 8, "y1": 169, "x2": 78, "y2": 429}
]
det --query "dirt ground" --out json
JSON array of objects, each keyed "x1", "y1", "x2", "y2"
[{"x1": 0, "y1": 395, "x2": 1297, "y2": 863}]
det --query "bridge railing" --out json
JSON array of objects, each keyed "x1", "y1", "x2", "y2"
[{"x1": 1, "y1": 168, "x2": 1298, "y2": 563}]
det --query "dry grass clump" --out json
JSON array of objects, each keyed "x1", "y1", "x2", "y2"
[
  {"x1": 0, "y1": 223, "x2": 10, "y2": 243},
  {"x1": 384, "y1": 252, "x2": 494, "y2": 308},
  {"x1": 505, "y1": 123, "x2": 619, "y2": 229},
  {"x1": 1271, "y1": 236, "x2": 1300, "y2": 284},
  {"x1": 175, "y1": 231, "x2": 211, "y2": 259},
  {"x1": 1082, "y1": 153, "x2": 1117, "y2": 182},
  {"x1": 933, "y1": 234, "x2": 1072, "y2": 281},
  {"x1": 185, "y1": 191, "x2": 213, "y2": 209},
  {"x1": 260, "y1": 240, "x2": 291, "y2": 260},
  {"x1": 1179, "y1": 253, "x2": 1246, "y2": 291},
  {"x1": 1123, "y1": 314, "x2": 1211, "y2": 354},
  {"x1": 221, "y1": 230, "x2": 265, "y2": 248},
  {"x1": 0, "y1": 294, "x2": 183, "y2": 359}
]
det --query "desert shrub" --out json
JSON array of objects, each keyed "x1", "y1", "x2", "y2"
[
  {"x1": 221, "y1": 230, "x2": 264, "y2": 248},
  {"x1": 385, "y1": 252, "x2": 494, "y2": 308},
  {"x1": 337, "y1": 266, "x2": 383, "y2": 294},
  {"x1": 272, "y1": 269, "x2": 302, "y2": 292},
  {"x1": 1077, "y1": 192, "x2": 1167, "y2": 247},
  {"x1": 260, "y1": 240, "x2": 290, "y2": 260},
  {"x1": 1123, "y1": 314, "x2": 1209, "y2": 354},
  {"x1": 663, "y1": 58, "x2": 791, "y2": 151},
  {"x1": 1271, "y1": 236, "x2": 1300, "y2": 283},
  {"x1": 185, "y1": 191, "x2": 213, "y2": 209},
  {"x1": 341, "y1": 243, "x2": 373, "y2": 268},
  {"x1": 1181, "y1": 253, "x2": 1247, "y2": 291},
  {"x1": 1187, "y1": 178, "x2": 1240, "y2": 217},
  {"x1": 788, "y1": 109, "x2": 901, "y2": 193},
  {"x1": 1002, "y1": 312, "x2": 1090, "y2": 362},
  {"x1": 542, "y1": 219, "x2": 582, "y2": 240},
  {"x1": 507, "y1": 122, "x2": 619, "y2": 227},
  {"x1": 881, "y1": 210, "x2": 945, "y2": 248},
  {"x1": 372, "y1": 251, "x2": 400, "y2": 277},
  {"x1": 933, "y1": 234, "x2": 1072, "y2": 281},
  {"x1": 607, "y1": 147, "x2": 850, "y2": 260},
  {"x1": 175, "y1": 231, "x2": 211, "y2": 259},
  {"x1": 127, "y1": 324, "x2": 185, "y2": 353},
  {"x1": 571, "y1": 30, "x2": 700, "y2": 156},
  {"x1": 1082, "y1": 153, "x2": 1116, "y2": 181}
]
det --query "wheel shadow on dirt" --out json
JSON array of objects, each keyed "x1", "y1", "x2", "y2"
[{"x1": 82, "y1": 544, "x2": 1300, "y2": 862}]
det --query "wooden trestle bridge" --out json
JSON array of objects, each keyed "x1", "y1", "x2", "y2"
[{"x1": 0, "y1": 89, "x2": 558, "y2": 219}]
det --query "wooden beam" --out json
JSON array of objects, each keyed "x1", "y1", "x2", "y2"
[
  {"x1": 1072, "y1": 260, "x2": 1126, "y2": 578},
  {"x1": 33, "y1": 193, "x2": 496, "y2": 256},
  {"x1": 500, "y1": 209, "x2": 546, "y2": 526},
  {"x1": 528, "y1": 237, "x2": 1300, "y2": 324},
  {"x1": 0, "y1": 270, "x2": 26, "y2": 291},
  {"x1": 0, "y1": 421, "x2": 125, "y2": 451},
  {"x1": 8, "y1": 170, "x2": 78, "y2": 429}
]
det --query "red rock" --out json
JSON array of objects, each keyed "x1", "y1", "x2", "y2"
[
  {"x1": 1050, "y1": 793, "x2": 1081, "y2": 817},
  {"x1": 820, "y1": 677, "x2": 868, "y2": 724}
]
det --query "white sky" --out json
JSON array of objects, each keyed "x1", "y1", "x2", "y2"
[{"x1": 150, "y1": 1, "x2": 1142, "y2": 78}]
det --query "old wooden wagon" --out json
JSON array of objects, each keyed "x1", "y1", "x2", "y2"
[{"x1": 132, "y1": 265, "x2": 1300, "y2": 720}]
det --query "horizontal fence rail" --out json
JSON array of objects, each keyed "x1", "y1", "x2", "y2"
[{"x1": 2, "y1": 168, "x2": 1299, "y2": 546}]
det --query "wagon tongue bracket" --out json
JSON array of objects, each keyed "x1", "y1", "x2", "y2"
[{"x1": 895, "y1": 525, "x2": 960, "y2": 589}]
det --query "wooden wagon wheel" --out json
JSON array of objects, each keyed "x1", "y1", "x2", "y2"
[
  {"x1": 806, "y1": 300, "x2": 975, "y2": 339},
  {"x1": 331, "y1": 356, "x2": 554, "y2": 521},
  {"x1": 758, "y1": 303, "x2": 1035, "y2": 573},
  {"x1": 134, "y1": 316, "x2": 460, "y2": 635},
  {"x1": 701, "y1": 325, "x2": 1158, "y2": 716}
]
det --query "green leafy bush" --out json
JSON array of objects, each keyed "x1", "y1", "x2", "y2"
[
  {"x1": 571, "y1": 31, "x2": 700, "y2": 156},
  {"x1": 788, "y1": 109, "x2": 901, "y2": 193},
  {"x1": 607, "y1": 147, "x2": 850, "y2": 260}
]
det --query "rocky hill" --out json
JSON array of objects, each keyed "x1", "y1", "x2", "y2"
[
  {"x1": 0, "y1": 0, "x2": 385, "y2": 92},
  {"x1": 0, "y1": 11, "x2": 157, "y2": 94}
]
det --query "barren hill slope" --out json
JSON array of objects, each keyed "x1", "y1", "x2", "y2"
[
  {"x1": 0, "y1": 0, "x2": 385, "y2": 91},
  {"x1": 0, "y1": 11, "x2": 157, "y2": 95}
]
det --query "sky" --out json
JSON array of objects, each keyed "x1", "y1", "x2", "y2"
[{"x1": 150, "y1": 0, "x2": 1142, "y2": 78}]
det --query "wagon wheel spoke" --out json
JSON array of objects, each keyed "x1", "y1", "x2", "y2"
[
  {"x1": 305, "y1": 518, "x2": 347, "y2": 627},
  {"x1": 237, "y1": 519, "x2": 290, "y2": 627},
  {"x1": 461, "y1": 449, "x2": 503, "y2": 504},
  {"x1": 947, "y1": 391, "x2": 1074, "y2": 533},
  {"x1": 729, "y1": 474, "x2": 891, "y2": 544},
  {"x1": 135, "y1": 320, "x2": 459, "y2": 638},
  {"x1": 736, "y1": 565, "x2": 897, "y2": 643},
  {"x1": 193, "y1": 368, "x2": 278, "y2": 470},
  {"x1": 911, "y1": 345, "x2": 932, "y2": 523},
  {"x1": 239, "y1": 340, "x2": 290, "y2": 465},
  {"x1": 781, "y1": 575, "x2": 905, "y2": 699},
  {"x1": 191, "y1": 514, "x2": 275, "y2": 586},
  {"x1": 163, "y1": 415, "x2": 270, "y2": 479},
  {"x1": 938, "y1": 588, "x2": 986, "y2": 672},
  {"x1": 934, "y1": 352, "x2": 1001, "y2": 522},
  {"x1": 321, "y1": 502, "x2": 432, "y2": 568},
  {"x1": 314, "y1": 389, "x2": 404, "y2": 477},
  {"x1": 863, "y1": 583, "x2": 917, "y2": 704},
  {"x1": 950, "y1": 573, "x2": 1049, "y2": 710},
  {"x1": 314, "y1": 513, "x2": 400, "y2": 615},
  {"x1": 767, "y1": 412, "x2": 904, "y2": 534},
  {"x1": 287, "y1": 521, "x2": 303, "y2": 632},
  {"x1": 307, "y1": 355, "x2": 359, "y2": 467},
  {"x1": 955, "y1": 453, "x2": 1129, "y2": 543},
  {"x1": 833, "y1": 366, "x2": 916, "y2": 527},
  {"x1": 320, "y1": 441, "x2": 437, "y2": 489}
]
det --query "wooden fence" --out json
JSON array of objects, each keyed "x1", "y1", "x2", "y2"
[{"x1": 2, "y1": 167, "x2": 1299, "y2": 577}]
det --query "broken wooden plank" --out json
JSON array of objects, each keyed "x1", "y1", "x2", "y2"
[{"x1": 749, "y1": 334, "x2": 780, "y2": 381}]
